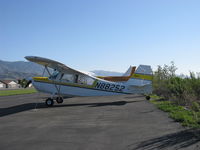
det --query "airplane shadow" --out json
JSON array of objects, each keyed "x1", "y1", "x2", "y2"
[
  {"x1": 130, "y1": 129, "x2": 200, "y2": 150},
  {"x1": 0, "y1": 100, "x2": 142, "y2": 117}
]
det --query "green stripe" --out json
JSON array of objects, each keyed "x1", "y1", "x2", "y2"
[
  {"x1": 131, "y1": 74, "x2": 153, "y2": 81},
  {"x1": 34, "y1": 80, "x2": 131, "y2": 94}
]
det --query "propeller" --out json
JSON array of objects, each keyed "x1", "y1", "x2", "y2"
[{"x1": 24, "y1": 78, "x2": 32, "y2": 88}]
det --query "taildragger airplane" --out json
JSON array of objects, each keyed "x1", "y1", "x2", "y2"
[{"x1": 25, "y1": 56, "x2": 153, "y2": 107}]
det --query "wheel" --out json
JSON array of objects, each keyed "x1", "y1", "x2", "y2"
[
  {"x1": 146, "y1": 96, "x2": 151, "y2": 100},
  {"x1": 45, "y1": 98, "x2": 54, "y2": 107},
  {"x1": 56, "y1": 97, "x2": 63, "y2": 104}
]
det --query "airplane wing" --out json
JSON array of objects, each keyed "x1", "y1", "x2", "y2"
[{"x1": 25, "y1": 56, "x2": 91, "y2": 76}]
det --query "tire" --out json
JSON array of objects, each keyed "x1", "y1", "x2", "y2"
[
  {"x1": 45, "y1": 98, "x2": 54, "y2": 107},
  {"x1": 56, "y1": 97, "x2": 63, "y2": 104},
  {"x1": 146, "y1": 96, "x2": 151, "y2": 100}
]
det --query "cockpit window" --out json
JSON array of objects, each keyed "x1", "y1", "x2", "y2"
[
  {"x1": 61, "y1": 74, "x2": 74, "y2": 82},
  {"x1": 78, "y1": 75, "x2": 94, "y2": 85},
  {"x1": 60, "y1": 73, "x2": 95, "y2": 85}
]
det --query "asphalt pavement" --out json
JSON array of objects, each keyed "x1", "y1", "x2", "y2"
[{"x1": 0, "y1": 93, "x2": 200, "y2": 150}]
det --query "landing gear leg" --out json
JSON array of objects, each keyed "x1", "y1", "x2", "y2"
[{"x1": 45, "y1": 98, "x2": 54, "y2": 107}]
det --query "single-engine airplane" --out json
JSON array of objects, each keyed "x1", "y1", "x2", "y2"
[{"x1": 25, "y1": 56, "x2": 153, "y2": 106}]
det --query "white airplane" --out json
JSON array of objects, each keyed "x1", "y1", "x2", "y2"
[{"x1": 25, "y1": 56, "x2": 153, "y2": 106}]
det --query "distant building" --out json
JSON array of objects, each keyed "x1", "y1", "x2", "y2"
[
  {"x1": 0, "y1": 81, "x2": 7, "y2": 88},
  {"x1": 0, "y1": 80, "x2": 19, "y2": 88}
]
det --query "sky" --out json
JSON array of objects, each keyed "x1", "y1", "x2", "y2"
[{"x1": 0, "y1": 0, "x2": 200, "y2": 74}]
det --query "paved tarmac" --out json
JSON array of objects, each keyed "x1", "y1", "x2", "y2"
[{"x1": 0, "y1": 93, "x2": 200, "y2": 150}]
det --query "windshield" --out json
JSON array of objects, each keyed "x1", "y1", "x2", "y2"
[{"x1": 49, "y1": 70, "x2": 59, "y2": 80}]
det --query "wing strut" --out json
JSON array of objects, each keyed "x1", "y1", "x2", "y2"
[{"x1": 43, "y1": 66, "x2": 63, "y2": 102}]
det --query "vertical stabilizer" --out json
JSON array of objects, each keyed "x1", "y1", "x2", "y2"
[
  {"x1": 123, "y1": 66, "x2": 133, "y2": 76},
  {"x1": 127, "y1": 65, "x2": 153, "y2": 94}
]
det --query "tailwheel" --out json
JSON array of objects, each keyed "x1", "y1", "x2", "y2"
[
  {"x1": 45, "y1": 98, "x2": 54, "y2": 107},
  {"x1": 56, "y1": 97, "x2": 63, "y2": 104}
]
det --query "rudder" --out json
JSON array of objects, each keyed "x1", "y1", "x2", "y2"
[{"x1": 127, "y1": 65, "x2": 153, "y2": 94}]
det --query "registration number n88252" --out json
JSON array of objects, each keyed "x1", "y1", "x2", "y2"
[{"x1": 95, "y1": 82, "x2": 125, "y2": 92}]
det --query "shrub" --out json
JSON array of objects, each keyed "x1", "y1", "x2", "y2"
[
  {"x1": 153, "y1": 62, "x2": 200, "y2": 107},
  {"x1": 191, "y1": 102, "x2": 200, "y2": 112}
]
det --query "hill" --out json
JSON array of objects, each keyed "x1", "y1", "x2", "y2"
[
  {"x1": 91, "y1": 70, "x2": 123, "y2": 76},
  {"x1": 0, "y1": 60, "x2": 43, "y2": 79},
  {"x1": 0, "y1": 60, "x2": 123, "y2": 80}
]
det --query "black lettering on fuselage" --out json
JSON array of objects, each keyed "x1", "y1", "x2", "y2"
[{"x1": 95, "y1": 82, "x2": 125, "y2": 92}]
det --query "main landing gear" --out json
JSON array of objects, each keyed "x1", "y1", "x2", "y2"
[
  {"x1": 45, "y1": 97, "x2": 64, "y2": 107},
  {"x1": 45, "y1": 98, "x2": 54, "y2": 107},
  {"x1": 56, "y1": 97, "x2": 64, "y2": 103}
]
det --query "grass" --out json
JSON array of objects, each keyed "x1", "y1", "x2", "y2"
[
  {"x1": 151, "y1": 96, "x2": 200, "y2": 128},
  {"x1": 0, "y1": 88, "x2": 37, "y2": 96}
]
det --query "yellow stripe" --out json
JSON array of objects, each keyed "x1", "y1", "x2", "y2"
[
  {"x1": 33, "y1": 77, "x2": 49, "y2": 81},
  {"x1": 33, "y1": 77, "x2": 98, "y2": 88},
  {"x1": 131, "y1": 74, "x2": 153, "y2": 81}
]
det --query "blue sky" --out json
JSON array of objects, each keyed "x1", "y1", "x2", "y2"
[{"x1": 0, "y1": 0, "x2": 200, "y2": 74}]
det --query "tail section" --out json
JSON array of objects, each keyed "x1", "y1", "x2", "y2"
[
  {"x1": 96, "y1": 66, "x2": 136, "y2": 82},
  {"x1": 127, "y1": 65, "x2": 153, "y2": 94},
  {"x1": 131, "y1": 65, "x2": 153, "y2": 81}
]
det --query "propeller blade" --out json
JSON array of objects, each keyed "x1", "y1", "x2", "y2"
[{"x1": 24, "y1": 80, "x2": 32, "y2": 88}]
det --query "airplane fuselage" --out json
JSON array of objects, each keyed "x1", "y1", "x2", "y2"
[{"x1": 32, "y1": 77, "x2": 130, "y2": 97}]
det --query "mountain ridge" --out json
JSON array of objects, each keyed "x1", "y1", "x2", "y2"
[{"x1": 0, "y1": 60, "x2": 123, "y2": 79}]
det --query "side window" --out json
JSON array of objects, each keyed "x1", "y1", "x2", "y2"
[
  {"x1": 78, "y1": 75, "x2": 86, "y2": 84},
  {"x1": 78, "y1": 75, "x2": 95, "y2": 85},
  {"x1": 61, "y1": 74, "x2": 95, "y2": 85},
  {"x1": 61, "y1": 74, "x2": 74, "y2": 83},
  {"x1": 86, "y1": 77, "x2": 95, "y2": 85}
]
